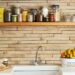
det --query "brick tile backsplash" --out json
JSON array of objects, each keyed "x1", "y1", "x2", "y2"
[
  {"x1": 0, "y1": 0, "x2": 75, "y2": 65},
  {"x1": 0, "y1": 26, "x2": 75, "y2": 65}
]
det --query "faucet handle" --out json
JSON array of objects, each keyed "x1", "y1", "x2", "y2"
[{"x1": 45, "y1": 60, "x2": 47, "y2": 64}]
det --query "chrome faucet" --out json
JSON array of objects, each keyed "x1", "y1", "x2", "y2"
[{"x1": 31, "y1": 46, "x2": 42, "y2": 65}]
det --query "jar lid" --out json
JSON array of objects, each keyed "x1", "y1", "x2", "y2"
[
  {"x1": 51, "y1": 5, "x2": 59, "y2": 9},
  {"x1": 12, "y1": 15, "x2": 18, "y2": 16}
]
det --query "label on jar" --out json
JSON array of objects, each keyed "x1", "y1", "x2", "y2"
[
  {"x1": 22, "y1": 10, "x2": 28, "y2": 22},
  {"x1": 55, "y1": 12, "x2": 60, "y2": 22},
  {"x1": 27, "y1": 13, "x2": 33, "y2": 22},
  {"x1": 18, "y1": 14, "x2": 22, "y2": 22},
  {"x1": 15, "y1": 7, "x2": 21, "y2": 15}
]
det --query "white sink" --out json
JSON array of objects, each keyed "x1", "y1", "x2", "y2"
[{"x1": 12, "y1": 65, "x2": 60, "y2": 75}]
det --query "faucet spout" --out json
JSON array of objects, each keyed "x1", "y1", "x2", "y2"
[{"x1": 34, "y1": 46, "x2": 42, "y2": 65}]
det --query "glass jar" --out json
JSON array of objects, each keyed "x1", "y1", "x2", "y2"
[
  {"x1": 35, "y1": 10, "x2": 43, "y2": 22},
  {"x1": 65, "y1": 14, "x2": 71, "y2": 22},
  {"x1": 4, "y1": 9, "x2": 12, "y2": 22},
  {"x1": 71, "y1": 15, "x2": 75, "y2": 22},
  {"x1": 15, "y1": 7, "x2": 21, "y2": 15},
  {"x1": 18, "y1": 14, "x2": 22, "y2": 22},
  {"x1": 48, "y1": 12, "x2": 55, "y2": 22},
  {"x1": 30, "y1": 9, "x2": 37, "y2": 22},
  {"x1": 51, "y1": 5, "x2": 60, "y2": 22},
  {"x1": 27, "y1": 12, "x2": 33, "y2": 22}
]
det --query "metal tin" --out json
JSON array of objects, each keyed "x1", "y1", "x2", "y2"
[
  {"x1": 11, "y1": 15, "x2": 18, "y2": 22},
  {"x1": 18, "y1": 14, "x2": 22, "y2": 22},
  {"x1": 4, "y1": 9, "x2": 12, "y2": 22}
]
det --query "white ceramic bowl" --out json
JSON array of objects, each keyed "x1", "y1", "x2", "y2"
[{"x1": 61, "y1": 58, "x2": 75, "y2": 67}]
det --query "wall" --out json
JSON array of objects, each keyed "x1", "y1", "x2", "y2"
[{"x1": 0, "y1": 0, "x2": 75, "y2": 65}]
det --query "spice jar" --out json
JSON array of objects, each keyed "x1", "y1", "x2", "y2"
[{"x1": 51, "y1": 5, "x2": 60, "y2": 22}]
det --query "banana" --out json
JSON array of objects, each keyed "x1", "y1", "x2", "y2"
[{"x1": 61, "y1": 49, "x2": 75, "y2": 58}]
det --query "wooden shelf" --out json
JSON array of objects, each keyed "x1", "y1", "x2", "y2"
[{"x1": 0, "y1": 22, "x2": 75, "y2": 26}]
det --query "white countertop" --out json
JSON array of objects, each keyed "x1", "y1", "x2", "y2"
[
  {"x1": 62, "y1": 67, "x2": 75, "y2": 75},
  {"x1": 0, "y1": 73, "x2": 11, "y2": 75}
]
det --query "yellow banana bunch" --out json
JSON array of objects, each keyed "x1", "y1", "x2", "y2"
[{"x1": 61, "y1": 49, "x2": 75, "y2": 58}]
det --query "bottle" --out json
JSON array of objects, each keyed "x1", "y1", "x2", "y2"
[
  {"x1": 0, "y1": 8, "x2": 4, "y2": 22},
  {"x1": 4, "y1": 9, "x2": 12, "y2": 22},
  {"x1": 51, "y1": 5, "x2": 60, "y2": 22}
]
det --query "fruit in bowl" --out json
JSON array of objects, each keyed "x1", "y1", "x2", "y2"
[
  {"x1": 61, "y1": 49, "x2": 75, "y2": 58},
  {"x1": 61, "y1": 49, "x2": 75, "y2": 67}
]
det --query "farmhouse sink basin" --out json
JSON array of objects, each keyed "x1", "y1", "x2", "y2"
[{"x1": 13, "y1": 65, "x2": 60, "y2": 75}]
